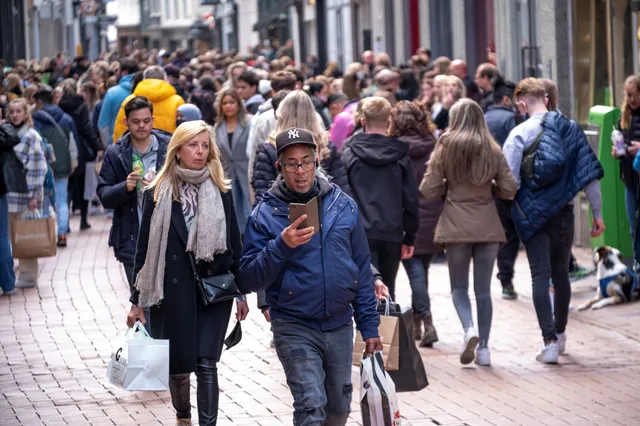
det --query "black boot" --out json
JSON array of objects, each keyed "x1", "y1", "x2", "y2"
[
  {"x1": 420, "y1": 313, "x2": 439, "y2": 347},
  {"x1": 196, "y1": 358, "x2": 219, "y2": 426},
  {"x1": 169, "y1": 374, "x2": 191, "y2": 423}
]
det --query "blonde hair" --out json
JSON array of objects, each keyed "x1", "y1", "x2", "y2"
[
  {"x1": 8, "y1": 98, "x2": 34, "y2": 128},
  {"x1": 446, "y1": 75, "x2": 467, "y2": 99},
  {"x1": 149, "y1": 121, "x2": 231, "y2": 202},
  {"x1": 60, "y1": 78, "x2": 79, "y2": 97},
  {"x1": 514, "y1": 78, "x2": 546, "y2": 101},
  {"x1": 621, "y1": 74, "x2": 640, "y2": 130},
  {"x1": 269, "y1": 90, "x2": 330, "y2": 160},
  {"x1": 429, "y1": 98, "x2": 502, "y2": 185},
  {"x1": 433, "y1": 74, "x2": 448, "y2": 103},
  {"x1": 361, "y1": 96, "x2": 392, "y2": 125}
]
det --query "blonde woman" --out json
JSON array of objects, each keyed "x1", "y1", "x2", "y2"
[
  {"x1": 431, "y1": 74, "x2": 448, "y2": 121},
  {"x1": 420, "y1": 99, "x2": 517, "y2": 366},
  {"x1": 251, "y1": 90, "x2": 348, "y2": 205},
  {"x1": 434, "y1": 75, "x2": 467, "y2": 131},
  {"x1": 6, "y1": 98, "x2": 48, "y2": 288},
  {"x1": 127, "y1": 121, "x2": 248, "y2": 425}
]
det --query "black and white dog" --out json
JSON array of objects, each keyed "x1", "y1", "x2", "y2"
[{"x1": 577, "y1": 246, "x2": 639, "y2": 311}]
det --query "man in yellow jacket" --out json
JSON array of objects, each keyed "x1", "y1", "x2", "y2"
[{"x1": 113, "y1": 66, "x2": 184, "y2": 141}]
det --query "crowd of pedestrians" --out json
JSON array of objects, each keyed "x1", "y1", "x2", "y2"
[{"x1": 2, "y1": 44, "x2": 637, "y2": 425}]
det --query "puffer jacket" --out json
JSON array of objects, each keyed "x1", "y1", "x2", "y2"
[
  {"x1": 399, "y1": 134, "x2": 442, "y2": 254},
  {"x1": 513, "y1": 111, "x2": 604, "y2": 241},
  {"x1": 251, "y1": 140, "x2": 351, "y2": 208},
  {"x1": 239, "y1": 174, "x2": 380, "y2": 340},
  {"x1": 617, "y1": 107, "x2": 640, "y2": 195},
  {"x1": 113, "y1": 79, "x2": 185, "y2": 141}
]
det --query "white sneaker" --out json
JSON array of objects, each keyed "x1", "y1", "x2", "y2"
[
  {"x1": 557, "y1": 333, "x2": 567, "y2": 355},
  {"x1": 536, "y1": 342, "x2": 559, "y2": 364},
  {"x1": 475, "y1": 348, "x2": 491, "y2": 366},
  {"x1": 460, "y1": 328, "x2": 479, "y2": 365}
]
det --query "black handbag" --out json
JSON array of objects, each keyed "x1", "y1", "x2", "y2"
[{"x1": 189, "y1": 254, "x2": 241, "y2": 306}]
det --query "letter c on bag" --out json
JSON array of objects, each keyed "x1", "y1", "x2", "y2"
[{"x1": 115, "y1": 348, "x2": 122, "y2": 361}]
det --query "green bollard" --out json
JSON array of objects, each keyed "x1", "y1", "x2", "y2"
[{"x1": 587, "y1": 105, "x2": 632, "y2": 257}]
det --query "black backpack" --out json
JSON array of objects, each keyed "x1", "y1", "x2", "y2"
[{"x1": 38, "y1": 110, "x2": 72, "y2": 178}]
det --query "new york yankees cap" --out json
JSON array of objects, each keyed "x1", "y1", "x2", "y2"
[{"x1": 275, "y1": 127, "x2": 316, "y2": 155}]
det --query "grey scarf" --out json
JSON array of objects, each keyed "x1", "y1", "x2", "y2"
[{"x1": 134, "y1": 166, "x2": 227, "y2": 307}]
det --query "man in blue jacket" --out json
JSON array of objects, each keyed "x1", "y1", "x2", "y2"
[
  {"x1": 239, "y1": 128, "x2": 381, "y2": 426},
  {"x1": 503, "y1": 78, "x2": 605, "y2": 364},
  {"x1": 98, "y1": 59, "x2": 138, "y2": 146},
  {"x1": 97, "y1": 96, "x2": 170, "y2": 294}
]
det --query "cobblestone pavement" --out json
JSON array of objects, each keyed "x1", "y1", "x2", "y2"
[{"x1": 2, "y1": 215, "x2": 640, "y2": 426}]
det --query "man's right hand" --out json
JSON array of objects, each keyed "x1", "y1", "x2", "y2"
[
  {"x1": 281, "y1": 214, "x2": 315, "y2": 248},
  {"x1": 262, "y1": 309, "x2": 271, "y2": 322},
  {"x1": 126, "y1": 172, "x2": 143, "y2": 192},
  {"x1": 126, "y1": 305, "x2": 146, "y2": 328}
]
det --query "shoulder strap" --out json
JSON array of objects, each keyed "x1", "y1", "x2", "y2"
[
  {"x1": 521, "y1": 130, "x2": 545, "y2": 178},
  {"x1": 38, "y1": 110, "x2": 69, "y2": 145}
]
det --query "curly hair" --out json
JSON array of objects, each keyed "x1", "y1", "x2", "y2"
[{"x1": 388, "y1": 100, "x2": 435, "y2": 138}]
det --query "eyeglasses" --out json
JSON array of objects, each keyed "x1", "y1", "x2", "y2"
[{"x1": 280, "y1": 160, "x2": 316, "y2": 173}]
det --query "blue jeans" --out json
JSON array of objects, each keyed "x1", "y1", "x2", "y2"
[
  {"x1": 0, "y1": 195, "x2": 15, "y2": 292},
  {"x1": 232, "y1": 178, "x2": 251, "y2": 234},
  {"x1": 271, "y1": 319, "x2": 353, "y2": 426},
  {"x1": 402, "y1": 255, "x2": 433, "y2": 316},
  {"x1": 523, "y1": 205, "x2": 574, "y2": 343},
  {"x1": 55, "y1": 177, "x2": 69, "y2": 236}
]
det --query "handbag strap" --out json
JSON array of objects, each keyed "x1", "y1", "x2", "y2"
[{"x1": 187, "y1": 252, "x2": 200, "y2": 278}]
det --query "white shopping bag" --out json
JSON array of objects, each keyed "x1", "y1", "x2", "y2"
[
  {"x1": 360, "y1": 351, "x2": 401, "y2": 426},
  {"x1": 106, "y1": 321, "x2": 169, "y2": 391}
]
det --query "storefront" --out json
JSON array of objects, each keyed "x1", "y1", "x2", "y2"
[{"x1": 572, "y1": 0, "x2": 638, "y2": 124}]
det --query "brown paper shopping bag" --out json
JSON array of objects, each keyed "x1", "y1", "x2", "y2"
[
  {"x1": 11, "y1": 215, "x2": 57, "y2": 259},
  {"x1": 353, "y1": 302, "x2": 400, "y2": 371}
]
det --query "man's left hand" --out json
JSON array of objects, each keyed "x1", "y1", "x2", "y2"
[
  {"x1": 236, "y1": 300, "x2": 249, "y2": 321},
  {"x1": 374, "y1": 279, "x2": 389, "y2": 301},
  {"x1": 591, "y1": 218, "x2": 606, "y2": 238},
  {"x1": 364, "y1": 337, "x2": 383, "y2": 356}
]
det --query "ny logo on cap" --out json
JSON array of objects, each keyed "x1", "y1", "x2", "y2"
[{"x1": 288, "y1": 129, "x2": 300, "y2": 139}]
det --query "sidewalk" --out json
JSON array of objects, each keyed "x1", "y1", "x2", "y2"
[{"x1": 1, "y1": 216, "x2": 640, "y2": 425}]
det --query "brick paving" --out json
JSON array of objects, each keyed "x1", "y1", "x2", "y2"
[{"x1": 2, "y1": 215, "x2": 640, "y2": 426}]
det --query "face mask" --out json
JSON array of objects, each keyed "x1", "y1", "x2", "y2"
[
  {"x1": 356, "y1": 71, "x2": 367, "y2": 81},
  {"x1": 176, "y1": 119, "x2": 185, "y2": 127}
]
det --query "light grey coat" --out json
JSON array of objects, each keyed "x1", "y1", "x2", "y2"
[{"x1": 215, "y1": 120, "x2": 251, "y2": 195}]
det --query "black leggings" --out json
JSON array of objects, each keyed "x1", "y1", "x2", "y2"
[
  {"x1": 170, "y1": 358, "x2": 220, "y2": 425},
  {"x1": 368, "y1": 239, "x2": 402, "y2": 301}
]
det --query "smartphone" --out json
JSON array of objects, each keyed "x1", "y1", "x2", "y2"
[{"x1": 288, "y1": 196, "x2": 320, "y2": 235}]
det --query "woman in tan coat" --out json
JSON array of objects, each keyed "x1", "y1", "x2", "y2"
[{"x1": 420, "y1": 98, "x2": 517, "y2": 367}]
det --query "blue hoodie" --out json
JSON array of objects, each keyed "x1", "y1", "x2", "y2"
[{"x1": 98, "y1": 74, "x2": 134, "y2": 145}]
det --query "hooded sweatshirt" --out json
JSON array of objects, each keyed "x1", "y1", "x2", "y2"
[
  {"x1": 342, "y1": 132, "x2": 419, "y2": 245},
  {"x1": 113, "y1": 79, "x2": 185, "y2": 141}
]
